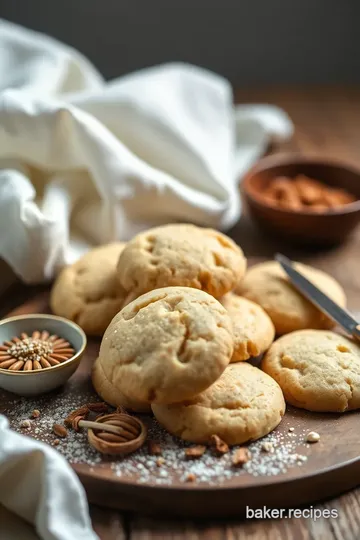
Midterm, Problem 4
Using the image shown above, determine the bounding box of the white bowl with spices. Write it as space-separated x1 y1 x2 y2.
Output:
0 314 86 396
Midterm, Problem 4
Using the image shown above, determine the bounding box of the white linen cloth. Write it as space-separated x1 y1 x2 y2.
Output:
0 415 98 540
0 19 293 540
0 19 293 284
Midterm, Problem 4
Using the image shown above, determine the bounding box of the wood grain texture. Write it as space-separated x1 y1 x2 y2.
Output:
3 292 360 519
115 87 360 539
91 507 127 540
128 489 360 540
128 494 360 540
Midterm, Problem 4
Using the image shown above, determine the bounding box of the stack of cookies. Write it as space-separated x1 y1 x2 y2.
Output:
236 261 360 413
50 223 360 447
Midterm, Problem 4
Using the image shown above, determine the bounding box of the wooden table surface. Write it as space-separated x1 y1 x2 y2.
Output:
2 88 360 539
92 87 360 539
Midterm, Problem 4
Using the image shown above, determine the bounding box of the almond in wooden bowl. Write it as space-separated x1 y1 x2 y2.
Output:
0 314 86 396
242 154 360 245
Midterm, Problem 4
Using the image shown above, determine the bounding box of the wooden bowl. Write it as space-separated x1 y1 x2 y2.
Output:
242 155 360 245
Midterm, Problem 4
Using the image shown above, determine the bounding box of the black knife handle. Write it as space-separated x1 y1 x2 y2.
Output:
352 325 360 342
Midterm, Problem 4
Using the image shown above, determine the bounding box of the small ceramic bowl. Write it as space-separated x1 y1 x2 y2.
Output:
0 314 86 396
242 154 360 245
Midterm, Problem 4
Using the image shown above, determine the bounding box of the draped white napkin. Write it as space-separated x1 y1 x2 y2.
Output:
0 18 294 540
0 19 293 284
0 415 98 540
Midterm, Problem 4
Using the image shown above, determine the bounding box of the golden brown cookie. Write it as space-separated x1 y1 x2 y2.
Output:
236 261 346 335
92 356 151 413
152 362 285 445
50 243 126 336
94 286 233 405
220 293 275 362
117 224 246 299
262 329 360 412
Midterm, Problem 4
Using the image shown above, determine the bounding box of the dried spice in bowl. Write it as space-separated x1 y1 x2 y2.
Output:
0 314 86 396
260 175 356 212
0 331 75 371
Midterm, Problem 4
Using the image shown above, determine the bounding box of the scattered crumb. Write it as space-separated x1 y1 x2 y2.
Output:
32 409 40 418
185 445 206 459
148 440 162 455
1 383 310 486
185 473 196 483
232 447 251 467
289 427 295 432
53 423 68 438
210 434 229 455
306 431 320 443
261 442 274 453
21 419 31 429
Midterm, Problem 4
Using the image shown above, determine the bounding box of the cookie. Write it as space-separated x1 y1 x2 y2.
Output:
262 330 360 412
92 356 151 413
94 286 233 405
117 224 246 299
236 261 346 335
152 362 285 445
50 243 126 336
220 293 275 362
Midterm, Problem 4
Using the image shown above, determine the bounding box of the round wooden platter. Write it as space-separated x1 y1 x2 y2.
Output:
0 291 360 518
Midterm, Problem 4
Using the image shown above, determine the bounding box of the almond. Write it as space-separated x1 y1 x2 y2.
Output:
53 423 68 438
294 175 324 204
185 445 206 459
87 402 109 413
210 434 229 455
148 440 162 455
185 473 196 483
232 447 251 467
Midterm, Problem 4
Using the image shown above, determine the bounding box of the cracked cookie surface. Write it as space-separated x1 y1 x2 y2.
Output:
152 362 285 445
262 329 360 412
94 286 233 405
237 261 346 335
220 293 275 362
116 224 246 299
50 243 126 336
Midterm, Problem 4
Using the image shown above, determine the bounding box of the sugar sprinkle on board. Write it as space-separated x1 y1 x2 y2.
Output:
0 380 309 486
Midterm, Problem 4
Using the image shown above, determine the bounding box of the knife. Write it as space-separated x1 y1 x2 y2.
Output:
275 253 360 342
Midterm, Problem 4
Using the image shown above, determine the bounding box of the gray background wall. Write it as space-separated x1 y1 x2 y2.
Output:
1 0 360 84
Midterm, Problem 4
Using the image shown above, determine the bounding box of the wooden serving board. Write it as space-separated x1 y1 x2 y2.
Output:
1 291 360 518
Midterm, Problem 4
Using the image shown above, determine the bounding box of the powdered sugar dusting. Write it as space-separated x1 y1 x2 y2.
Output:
108 418 308 484
0 380 309 485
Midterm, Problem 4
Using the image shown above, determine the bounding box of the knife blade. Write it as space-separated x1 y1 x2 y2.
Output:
275 253 360 341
